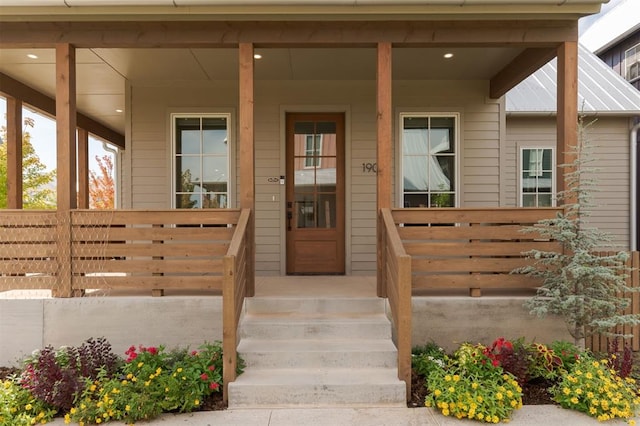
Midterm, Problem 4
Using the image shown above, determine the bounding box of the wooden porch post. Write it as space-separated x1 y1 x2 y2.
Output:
377 42 392 298
6 96 23 209
556 41 578 203
54 43 77 298
239 42 255 296
77 128 89 209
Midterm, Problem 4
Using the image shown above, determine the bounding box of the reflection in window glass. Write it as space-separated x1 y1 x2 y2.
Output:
401 115 456 208
174 115 229 209
520 147 554 207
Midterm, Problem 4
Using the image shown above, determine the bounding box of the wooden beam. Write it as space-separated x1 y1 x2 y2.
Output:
6 96 23 209
77 128 90 209
489 47 558 99
377 41 392 298
239 42 255 296
557 41 578 203
0 20 578 48
0 72 125 149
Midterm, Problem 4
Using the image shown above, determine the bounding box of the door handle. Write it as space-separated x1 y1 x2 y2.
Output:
287 211 293 231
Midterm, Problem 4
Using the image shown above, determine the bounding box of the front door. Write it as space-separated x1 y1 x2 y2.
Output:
286 113 345 274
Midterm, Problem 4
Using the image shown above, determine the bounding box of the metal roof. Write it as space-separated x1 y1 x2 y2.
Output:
506 43 640 115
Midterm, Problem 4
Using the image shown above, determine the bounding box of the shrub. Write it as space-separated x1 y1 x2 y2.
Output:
425 342 523 423
608 338 634 379
551 356 640 422
20 337 120 411
0 377 57 426
68 342 227 424
550 340 582 371
412 342 447 378
527 342 563 381
482 338 530 386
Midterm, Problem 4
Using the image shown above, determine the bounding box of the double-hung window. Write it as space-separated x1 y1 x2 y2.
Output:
625 43 639 84
520 147 554 207
173 114 230 209
400 114 457 208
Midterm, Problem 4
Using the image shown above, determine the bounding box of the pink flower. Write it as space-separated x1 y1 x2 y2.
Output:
200 373 208 381
208 365 215 371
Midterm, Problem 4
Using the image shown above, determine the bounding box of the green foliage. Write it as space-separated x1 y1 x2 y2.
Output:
550 340 583 370
412 342 447 378
425 342 523 423
68 342 231 424
0 118 56 209
514 118 639 346
551 356 640 422
0 377 57 426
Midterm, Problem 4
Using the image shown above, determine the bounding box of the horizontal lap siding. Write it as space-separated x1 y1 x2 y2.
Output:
506 116 630 248
130 78 500 275
394 81 501 208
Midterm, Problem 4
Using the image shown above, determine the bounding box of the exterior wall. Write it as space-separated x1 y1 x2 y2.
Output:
127 78 500 275
597 30 640 91
505 115 631 249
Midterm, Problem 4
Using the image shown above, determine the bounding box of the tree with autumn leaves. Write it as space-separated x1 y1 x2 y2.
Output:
89 154 115 209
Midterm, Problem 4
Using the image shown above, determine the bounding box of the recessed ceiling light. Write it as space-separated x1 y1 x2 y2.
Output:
27 54 38 59
115 109 123 113
443 53 454 59
253 54 262 59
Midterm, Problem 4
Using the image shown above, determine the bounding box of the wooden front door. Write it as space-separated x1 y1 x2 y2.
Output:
286 113 345 274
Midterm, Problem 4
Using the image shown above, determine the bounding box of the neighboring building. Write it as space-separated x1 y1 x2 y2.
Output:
507 43 640 251
580 0 640 90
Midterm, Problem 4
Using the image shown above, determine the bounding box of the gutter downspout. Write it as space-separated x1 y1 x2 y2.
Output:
632 122 639 251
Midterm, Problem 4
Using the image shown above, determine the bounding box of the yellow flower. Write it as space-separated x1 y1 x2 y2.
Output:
586 372 593 379
70 408 77 414
96 419 102 424
194 399 200 406
496 392 503 400
90 384 97 392
477 413 484 420
471 382 479 390
127 373 133 379
442 408 450 416
570 397 579 404
64 414 71 424
177 368 183 373
444 375 452 382
25 404 33 410
492 415 499 423
137 362 144 368
125 405 131 411
452 375 460 382
563 387 571 395
434 389 442 396
156 367 162 374
628 420 636 426
144 381 150 387
448 386 455 393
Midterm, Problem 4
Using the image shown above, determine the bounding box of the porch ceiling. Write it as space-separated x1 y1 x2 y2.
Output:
0 45 522 137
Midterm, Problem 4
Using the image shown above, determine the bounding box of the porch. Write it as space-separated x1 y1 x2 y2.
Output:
2 206 638 403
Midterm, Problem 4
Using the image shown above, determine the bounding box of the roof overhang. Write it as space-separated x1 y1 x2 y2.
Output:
0 0 608 22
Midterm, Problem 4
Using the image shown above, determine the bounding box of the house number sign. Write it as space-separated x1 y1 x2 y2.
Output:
362 162 378 173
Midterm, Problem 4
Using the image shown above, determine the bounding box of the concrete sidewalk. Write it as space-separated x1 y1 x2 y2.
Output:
47 406 635 425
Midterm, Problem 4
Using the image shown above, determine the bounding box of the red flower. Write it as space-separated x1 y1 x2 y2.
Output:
200 373 208 381
147 347 158 355
208 365 215 371
209 382 219 390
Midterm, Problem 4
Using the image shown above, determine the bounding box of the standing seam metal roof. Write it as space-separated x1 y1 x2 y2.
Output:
506 43 640 115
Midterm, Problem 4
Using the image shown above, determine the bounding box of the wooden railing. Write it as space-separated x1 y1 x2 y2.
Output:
379 208 412 401
587 250 640 352
0 209 245 295
390 207 563 296
222 208 251 403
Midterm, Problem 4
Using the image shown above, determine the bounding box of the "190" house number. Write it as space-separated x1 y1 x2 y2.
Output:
362 163 378 173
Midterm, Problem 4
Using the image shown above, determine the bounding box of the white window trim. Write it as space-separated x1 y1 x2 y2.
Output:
625 43 640 84
170 112 233 209
398 112 460 208
518 146 556 207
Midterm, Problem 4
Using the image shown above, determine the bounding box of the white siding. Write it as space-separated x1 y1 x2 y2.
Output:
505 116 631 249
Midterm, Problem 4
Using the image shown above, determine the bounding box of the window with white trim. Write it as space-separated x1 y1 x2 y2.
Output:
172 114 230 209
520 147 554 207
304 134 322 168
401 114 457 208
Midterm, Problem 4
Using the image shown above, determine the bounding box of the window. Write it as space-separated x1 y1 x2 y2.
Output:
304 134 322 168
172 114 230 209
520 147 554 207
625 44 639 83
401 114 457 208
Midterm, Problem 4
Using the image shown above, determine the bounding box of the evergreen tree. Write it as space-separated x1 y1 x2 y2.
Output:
515 118 638 348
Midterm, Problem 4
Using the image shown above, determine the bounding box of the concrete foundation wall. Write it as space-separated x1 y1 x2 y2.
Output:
1 296 570 367
0 297 223 367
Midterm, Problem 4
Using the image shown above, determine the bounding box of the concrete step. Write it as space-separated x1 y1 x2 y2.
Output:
237 338 398 369
228 368 407 408
245 297 386 315
239 313 392 340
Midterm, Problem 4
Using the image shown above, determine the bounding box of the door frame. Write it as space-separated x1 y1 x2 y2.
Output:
279 106 351 275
